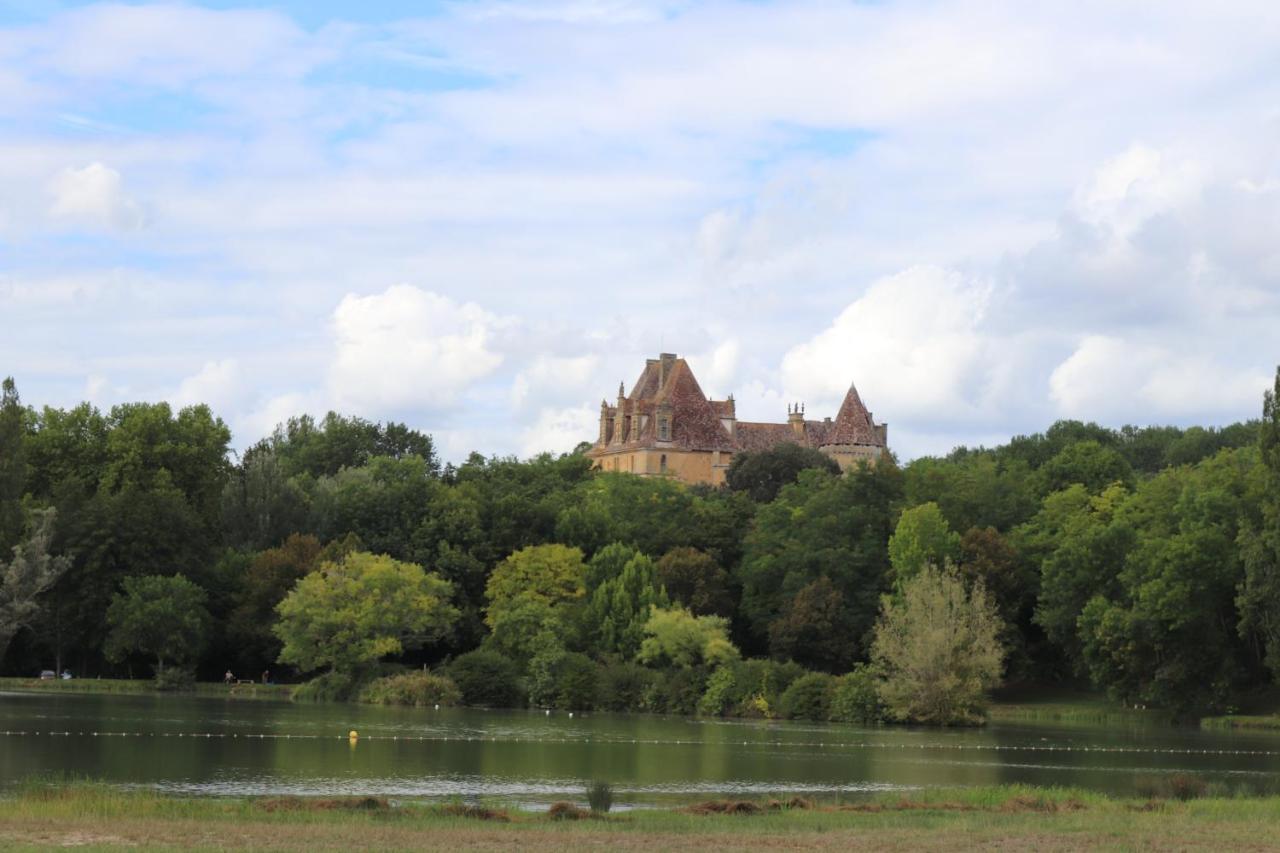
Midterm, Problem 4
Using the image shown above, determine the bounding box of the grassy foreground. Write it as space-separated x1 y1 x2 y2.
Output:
3 784 1280 851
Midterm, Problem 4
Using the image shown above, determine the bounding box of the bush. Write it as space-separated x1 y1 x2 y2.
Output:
153 667 195 692
829 665 885 724
778 672 835 721
292 671 362 703
556 653 599 711
448 650 524 707
596 662 655 711
586 780 613 814
698 666 736 716
359 671 462 707
646 667 708 715
760 660 807 705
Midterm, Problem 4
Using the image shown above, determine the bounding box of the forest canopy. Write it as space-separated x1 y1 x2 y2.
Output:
1 369 1277 720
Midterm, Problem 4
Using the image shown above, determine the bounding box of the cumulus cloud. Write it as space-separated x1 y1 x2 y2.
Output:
171 359 242 412
1049 335 1270 423
518 404 599 457
7 2 1280 460
48 163 144 231
510 354 599 411
781 266 996 421
328 285 510 415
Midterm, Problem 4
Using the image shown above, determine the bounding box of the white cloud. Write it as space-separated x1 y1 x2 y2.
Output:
171 359 242 413
328 284 510 415
48 162 144 231
518 404 598 457
510 354 599 410
1050 335 1270 423
781 266 995 421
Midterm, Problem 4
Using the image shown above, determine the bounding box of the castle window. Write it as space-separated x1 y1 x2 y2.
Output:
658 418 671 441
660 454 667 473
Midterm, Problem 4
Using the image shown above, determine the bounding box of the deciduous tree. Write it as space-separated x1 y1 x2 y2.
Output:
871 563 1004 725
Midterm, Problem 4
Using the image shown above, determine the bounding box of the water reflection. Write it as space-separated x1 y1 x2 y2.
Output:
1 691 1278 805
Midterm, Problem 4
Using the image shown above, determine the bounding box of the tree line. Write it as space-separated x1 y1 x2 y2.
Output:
1 369 1278 722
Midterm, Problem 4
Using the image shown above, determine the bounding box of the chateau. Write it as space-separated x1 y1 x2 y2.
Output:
587 353 888 487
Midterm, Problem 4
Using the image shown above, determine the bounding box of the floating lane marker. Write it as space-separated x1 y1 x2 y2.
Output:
3 729 1279 757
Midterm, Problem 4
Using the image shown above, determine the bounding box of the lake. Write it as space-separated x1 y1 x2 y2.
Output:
3 690 1279 806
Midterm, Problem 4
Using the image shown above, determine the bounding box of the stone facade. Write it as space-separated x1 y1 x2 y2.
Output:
586 353 888 487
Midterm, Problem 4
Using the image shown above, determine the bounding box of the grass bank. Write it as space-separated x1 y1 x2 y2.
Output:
2 783 1278 851
987 686 1174 726
0 677 294 701
1201 714 1280 731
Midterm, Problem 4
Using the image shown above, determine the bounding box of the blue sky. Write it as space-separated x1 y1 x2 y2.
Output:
2 1 1279 461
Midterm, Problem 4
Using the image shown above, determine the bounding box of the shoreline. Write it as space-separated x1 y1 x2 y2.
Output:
3 783 1280 850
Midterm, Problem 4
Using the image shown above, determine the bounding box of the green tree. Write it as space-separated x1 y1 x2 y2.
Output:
767 576 855 672
902 453 1039 533
0 509 71 665
637 606 739 669
274 552 458 677
260 412 439 479
738 463 901 655
104 574 211 675
585 542 642 592
0 377 26 555
888 502 961 588
582 552 668 658
725 442 840 503
778 672 836 721
1074 449 1261 711
225 534 357 672
484 544 586 665
656 547 734 617
871 563 1005 725
1038 440 1134 495
447 649 523 707
1239 366 1280 680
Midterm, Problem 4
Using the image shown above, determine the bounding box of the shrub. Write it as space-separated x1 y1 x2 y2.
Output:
829 665 885 724
359 671 462 707
596 662 655 711
698 666 736 716
547 801 588 820
586 780 613 814
646 667 708 715
292 671 361 702
448 650 524 707
778 672 835 721
153 666 195 692
760 660 807 705
555 653 599 711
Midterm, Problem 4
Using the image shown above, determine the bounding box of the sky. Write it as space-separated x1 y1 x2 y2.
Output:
2 1 1279 462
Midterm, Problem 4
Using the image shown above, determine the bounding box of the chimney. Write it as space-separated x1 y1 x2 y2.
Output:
788 402 806 438
659 352 676 385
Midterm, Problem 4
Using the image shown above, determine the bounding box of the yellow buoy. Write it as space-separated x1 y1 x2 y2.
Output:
348 730 358 740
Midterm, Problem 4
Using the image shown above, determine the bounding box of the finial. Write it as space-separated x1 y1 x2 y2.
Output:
618 381 624 397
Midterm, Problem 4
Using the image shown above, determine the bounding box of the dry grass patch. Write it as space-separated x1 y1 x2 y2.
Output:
439 803 511 822
254 796 390 813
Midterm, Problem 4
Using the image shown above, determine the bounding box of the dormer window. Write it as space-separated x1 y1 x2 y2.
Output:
658 417 671 441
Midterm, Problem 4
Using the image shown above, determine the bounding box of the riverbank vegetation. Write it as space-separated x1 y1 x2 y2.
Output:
2 369 1279 724
3 782 1279 851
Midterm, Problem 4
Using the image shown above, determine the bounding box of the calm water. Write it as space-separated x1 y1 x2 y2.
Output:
3 690 1280 805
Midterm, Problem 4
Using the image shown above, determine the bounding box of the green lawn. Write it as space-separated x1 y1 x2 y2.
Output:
2 783 1278 851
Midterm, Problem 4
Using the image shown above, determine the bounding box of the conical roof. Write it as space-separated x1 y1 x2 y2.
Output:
823 383 882 446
